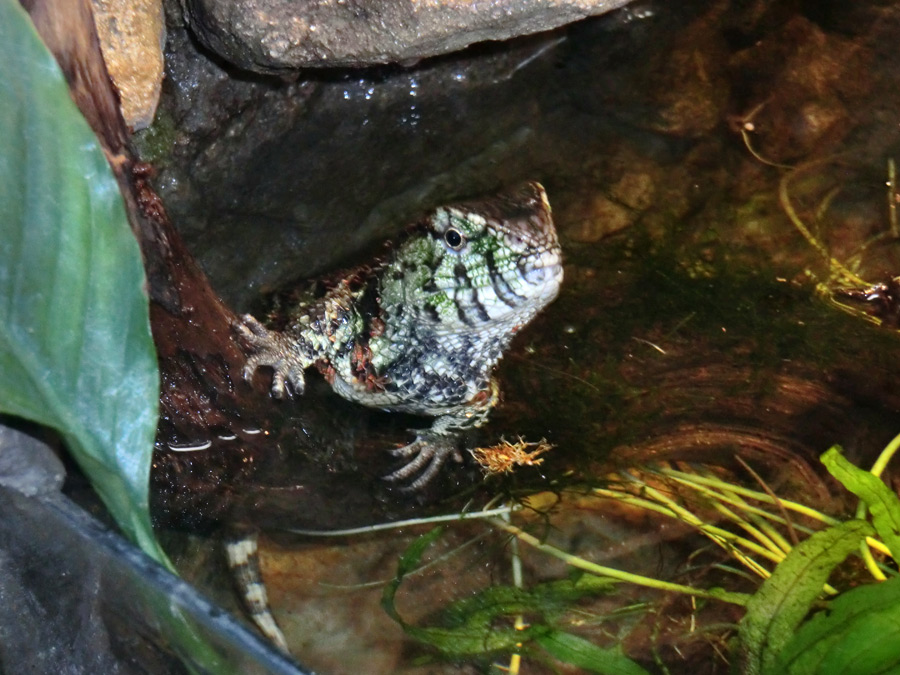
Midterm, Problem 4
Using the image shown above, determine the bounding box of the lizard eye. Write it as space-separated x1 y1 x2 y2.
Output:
444 228 465 250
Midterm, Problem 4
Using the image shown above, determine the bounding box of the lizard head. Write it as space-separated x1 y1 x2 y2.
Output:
383 182 563 336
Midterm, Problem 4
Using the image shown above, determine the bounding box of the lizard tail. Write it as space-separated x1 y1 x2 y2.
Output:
224 531 290 653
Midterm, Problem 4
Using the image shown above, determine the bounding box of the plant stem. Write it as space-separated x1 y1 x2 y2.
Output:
487 517 750 607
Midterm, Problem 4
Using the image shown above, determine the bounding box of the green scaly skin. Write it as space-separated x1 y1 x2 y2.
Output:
238 182 563 488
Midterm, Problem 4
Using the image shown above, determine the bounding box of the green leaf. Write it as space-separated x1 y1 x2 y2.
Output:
381 527 525 654
442 574 617 629
537 630 650 675
382 529 642 670
773 575 900 674
739 519 873 675
421 575 617 656
381 527 526 654
0 0 164 563
382 526 445 624
821 446 900 559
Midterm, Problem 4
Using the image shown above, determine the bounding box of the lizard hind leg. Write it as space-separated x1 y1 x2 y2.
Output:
224 531 290 653
385 381 499 490
384 429 464 491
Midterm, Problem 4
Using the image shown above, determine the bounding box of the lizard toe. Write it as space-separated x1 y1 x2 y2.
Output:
384 433 460 490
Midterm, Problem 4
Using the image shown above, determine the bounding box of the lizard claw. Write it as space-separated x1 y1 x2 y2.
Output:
384 432 462 491
235 314 306 398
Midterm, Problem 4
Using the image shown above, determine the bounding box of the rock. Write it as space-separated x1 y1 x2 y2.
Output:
179 0 633 73
564 193 635 243
90 0 166 129
610 171 655 211
728 15 870 162
136 4 577 308
0 424 65 497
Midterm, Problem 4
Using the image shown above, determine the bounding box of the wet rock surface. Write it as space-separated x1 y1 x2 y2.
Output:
142 0 596 308
179 0 633 72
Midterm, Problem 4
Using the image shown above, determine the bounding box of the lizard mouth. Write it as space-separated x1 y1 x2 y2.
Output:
519 248 564 288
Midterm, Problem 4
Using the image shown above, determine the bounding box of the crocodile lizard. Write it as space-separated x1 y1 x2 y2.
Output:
232 182 562 650
238 181 563 488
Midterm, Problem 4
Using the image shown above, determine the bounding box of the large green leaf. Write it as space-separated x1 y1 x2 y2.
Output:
738 519 873 675
0 0 163 563
773 575 900 674
821 446 900 559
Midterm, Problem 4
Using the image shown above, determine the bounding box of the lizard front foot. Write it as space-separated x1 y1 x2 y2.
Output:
235 314 308 398
384 431 463 491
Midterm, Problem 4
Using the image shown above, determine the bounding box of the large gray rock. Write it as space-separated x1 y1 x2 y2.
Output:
180 0 633 72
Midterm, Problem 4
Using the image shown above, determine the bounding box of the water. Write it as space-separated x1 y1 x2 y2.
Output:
142 1 900 672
